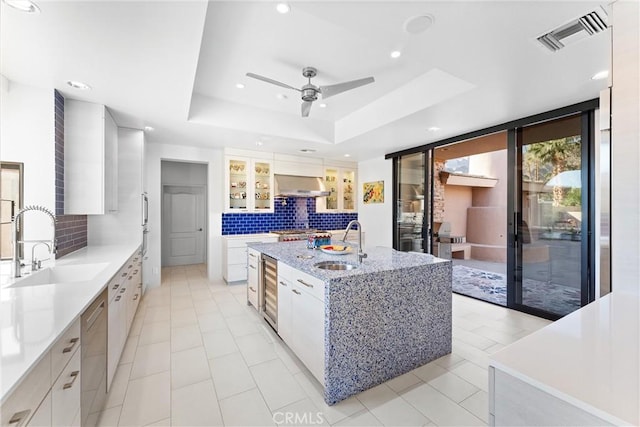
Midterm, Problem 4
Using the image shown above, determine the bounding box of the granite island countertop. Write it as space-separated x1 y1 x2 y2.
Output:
247 240 449 281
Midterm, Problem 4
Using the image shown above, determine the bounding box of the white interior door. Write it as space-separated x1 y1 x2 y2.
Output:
162 186 206 266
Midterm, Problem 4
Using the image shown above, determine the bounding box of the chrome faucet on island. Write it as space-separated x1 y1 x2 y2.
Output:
12 205 57 278
342 219 367 264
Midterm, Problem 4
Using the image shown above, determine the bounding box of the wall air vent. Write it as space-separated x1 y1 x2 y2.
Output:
537 6 608 52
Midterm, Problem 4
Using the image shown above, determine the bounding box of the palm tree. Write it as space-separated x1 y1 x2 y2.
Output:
527 137 580 207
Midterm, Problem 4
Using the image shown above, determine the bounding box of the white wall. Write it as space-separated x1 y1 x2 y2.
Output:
0 78 55 246
357 157 393 248
611 0 640 295
161 161 207 186
88 128 144 246
145 143 223 287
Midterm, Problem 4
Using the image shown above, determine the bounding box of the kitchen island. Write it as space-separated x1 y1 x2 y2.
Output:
247 241 452 404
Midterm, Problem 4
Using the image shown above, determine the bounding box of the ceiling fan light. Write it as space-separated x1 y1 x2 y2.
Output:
276 3 290 14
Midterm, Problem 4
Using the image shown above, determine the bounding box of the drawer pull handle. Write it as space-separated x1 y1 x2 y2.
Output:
63 371 80 390
120 287 127 293
292 289 301 295
133 270 139 274
112 283 120 290
62 337 79 354
9 409 31 426
128 264 133 269
133 294 139 301
121 272 128 277
297 279 313 288
128 276 133 280
249 265 256 270
279 281 287 287
115 296 121 301
249 253 256 258
249 286 256 292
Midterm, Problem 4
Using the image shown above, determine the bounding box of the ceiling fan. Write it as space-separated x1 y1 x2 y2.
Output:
246 67 375 117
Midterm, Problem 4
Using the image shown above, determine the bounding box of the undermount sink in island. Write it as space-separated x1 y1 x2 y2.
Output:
247 240 452 405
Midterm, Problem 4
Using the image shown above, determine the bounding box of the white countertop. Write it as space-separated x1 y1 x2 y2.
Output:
0 243 140 403
490 292 639 425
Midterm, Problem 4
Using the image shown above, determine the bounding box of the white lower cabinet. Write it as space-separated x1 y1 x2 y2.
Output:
1 319 81 427
223 234 277 283
107 248 142 391
277 262 325 385
52 350 81 427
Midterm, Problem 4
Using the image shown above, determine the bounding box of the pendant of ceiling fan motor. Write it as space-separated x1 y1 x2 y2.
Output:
301 67 319 102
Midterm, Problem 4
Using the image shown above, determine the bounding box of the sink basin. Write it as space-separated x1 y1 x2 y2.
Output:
9 262 110 288
314 261 358 271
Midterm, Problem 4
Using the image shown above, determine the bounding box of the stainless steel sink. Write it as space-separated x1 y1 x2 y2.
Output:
314 261 358 271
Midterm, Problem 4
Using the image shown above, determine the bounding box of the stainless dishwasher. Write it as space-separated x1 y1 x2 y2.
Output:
261 255 277 330
81 289 108 426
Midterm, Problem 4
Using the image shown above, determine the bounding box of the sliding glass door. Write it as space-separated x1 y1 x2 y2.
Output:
510 112 593 317
391 103 597 320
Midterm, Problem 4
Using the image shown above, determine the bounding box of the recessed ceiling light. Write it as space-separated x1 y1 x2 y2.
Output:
390 50 402 59
255 141 263 146
66 80 91 90
591 70 609 80
344 154 351 158
276 93 288 100
235 83 245 89
299 148 316 153
276 3 290 14
404 14 435 35
428 126 440 132
319 103 327 108
2 0 40 13
144 126 154 132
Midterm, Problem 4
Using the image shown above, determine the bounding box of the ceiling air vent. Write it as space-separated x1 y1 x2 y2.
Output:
537 6 608 52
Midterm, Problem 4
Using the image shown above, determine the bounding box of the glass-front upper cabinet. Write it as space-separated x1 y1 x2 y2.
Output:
253 160 272 211
317 165 357 212
341 170 356 211
225 156 273 212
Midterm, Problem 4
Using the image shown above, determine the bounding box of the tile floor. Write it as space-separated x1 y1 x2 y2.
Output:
96 264 551 427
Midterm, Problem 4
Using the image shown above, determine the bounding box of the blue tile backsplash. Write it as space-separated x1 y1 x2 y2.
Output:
222 197 357 235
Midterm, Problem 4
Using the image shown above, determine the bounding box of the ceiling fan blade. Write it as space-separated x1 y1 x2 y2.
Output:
301 101 312 117
320 76 375 99
246 73 301 92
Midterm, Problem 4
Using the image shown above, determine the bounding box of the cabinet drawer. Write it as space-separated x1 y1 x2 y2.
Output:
278 262 326 302
227 264 247 282
1 352 51 426
26 390 51 427
52 349 81 427
227 247 248 264
51 318 81 381
247 248 260 268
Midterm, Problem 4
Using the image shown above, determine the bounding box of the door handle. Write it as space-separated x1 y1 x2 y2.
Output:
198 228 203 231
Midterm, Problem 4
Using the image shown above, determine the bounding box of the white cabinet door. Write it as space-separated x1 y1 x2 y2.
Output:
27 391 52 427
225 156 274 213
107 290 126 391
64 100 118 215
291 285 325 385
247 248 260 309
277 277 293 345
51 350 81 427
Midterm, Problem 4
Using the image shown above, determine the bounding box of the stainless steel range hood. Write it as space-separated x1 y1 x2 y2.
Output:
274 174 330 197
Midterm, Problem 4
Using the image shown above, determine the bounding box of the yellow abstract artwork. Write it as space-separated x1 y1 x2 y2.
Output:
363 181 384 204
